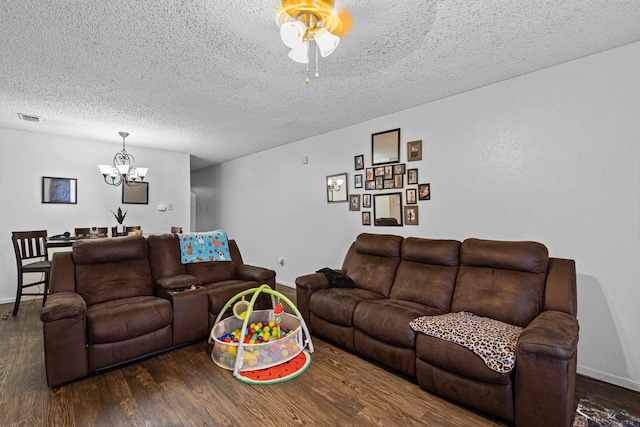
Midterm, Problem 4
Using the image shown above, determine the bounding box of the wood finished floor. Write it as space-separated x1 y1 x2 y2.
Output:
1 286 639 426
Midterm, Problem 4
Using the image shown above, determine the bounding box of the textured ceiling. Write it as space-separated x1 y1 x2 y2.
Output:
1 1 639 170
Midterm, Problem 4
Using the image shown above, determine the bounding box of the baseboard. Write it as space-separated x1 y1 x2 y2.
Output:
578 365 640 392
276 280 295 288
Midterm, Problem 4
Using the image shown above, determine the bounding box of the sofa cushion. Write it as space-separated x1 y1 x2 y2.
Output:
73 235 147 265
354 299 444 347
86 296 172 344
411 312 523 374
343 233 403 297
76 258 154 306
452 239 549 327
73 236 153 306
415 334 512 385
309 288 384 327
186 261 236 285
389 238 460 312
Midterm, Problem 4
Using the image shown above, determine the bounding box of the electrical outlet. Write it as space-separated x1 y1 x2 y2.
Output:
168 203 173 210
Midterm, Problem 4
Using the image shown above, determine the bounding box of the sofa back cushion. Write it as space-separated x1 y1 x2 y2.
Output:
452 238 549 327
184 240 242 284
342 233 403 297
147 234 186 280
73 236 153 306
390 238 461 313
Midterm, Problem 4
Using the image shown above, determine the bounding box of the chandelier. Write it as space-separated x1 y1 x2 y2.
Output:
98 132 148 187
277 0 352 83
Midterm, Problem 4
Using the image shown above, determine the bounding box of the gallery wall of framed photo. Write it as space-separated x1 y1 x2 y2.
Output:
343 127 430 227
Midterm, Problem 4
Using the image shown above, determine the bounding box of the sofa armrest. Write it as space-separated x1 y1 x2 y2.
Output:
40 292 88 387
515 310 579 427
236 264 276 288
41 291 86 322
154 274 200 298
295 273 331 323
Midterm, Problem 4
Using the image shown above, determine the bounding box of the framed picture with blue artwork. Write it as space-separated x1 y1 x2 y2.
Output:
42 176 77 204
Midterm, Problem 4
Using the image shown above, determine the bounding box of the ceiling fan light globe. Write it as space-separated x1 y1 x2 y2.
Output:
280 21 306 48
315 27 339 57
288 42 309 63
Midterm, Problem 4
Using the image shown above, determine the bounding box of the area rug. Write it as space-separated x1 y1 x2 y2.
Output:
574 399 640 426
235 351 311 385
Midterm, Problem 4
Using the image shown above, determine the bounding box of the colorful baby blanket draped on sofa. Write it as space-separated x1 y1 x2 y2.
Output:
179 230 231 264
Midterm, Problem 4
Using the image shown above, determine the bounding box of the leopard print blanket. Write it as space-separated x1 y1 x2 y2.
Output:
409 311 523 374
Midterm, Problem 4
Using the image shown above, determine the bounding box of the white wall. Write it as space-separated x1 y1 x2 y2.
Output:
0 128 191 303
192 41 640 392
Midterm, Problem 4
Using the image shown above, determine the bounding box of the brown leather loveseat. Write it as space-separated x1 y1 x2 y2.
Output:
295 233 578 426
41 234 274 387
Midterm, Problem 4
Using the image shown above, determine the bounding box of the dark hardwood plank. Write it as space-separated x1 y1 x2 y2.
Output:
1 285 638 426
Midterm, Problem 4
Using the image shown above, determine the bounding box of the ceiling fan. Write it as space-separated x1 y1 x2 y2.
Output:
276 0 353 82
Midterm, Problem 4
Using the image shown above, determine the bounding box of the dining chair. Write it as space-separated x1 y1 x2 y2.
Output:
125 226 141 235
11 230 51 316
170 226 182 234
95 227 108 237
74 227 91 237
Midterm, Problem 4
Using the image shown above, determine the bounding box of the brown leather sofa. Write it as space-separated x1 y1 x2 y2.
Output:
41 234 274 387
295 233 578 427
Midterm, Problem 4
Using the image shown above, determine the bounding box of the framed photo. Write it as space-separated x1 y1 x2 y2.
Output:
375 166 385 177
384 179 394 189
365 168 374 181
375 176 384 190
365 180 376 190
349 194 361 211
372 128 401 165
362 211 371 226
394 174 403 188
393 164 405 175
123 182 149 204
42 176 77 204
354 174 363 188
407 168 418 185
404 205 419 225
418 183 431 200
406 188 417 204
384 165 393 179
354 154 364 170
363 193 371 208
408 140 422 162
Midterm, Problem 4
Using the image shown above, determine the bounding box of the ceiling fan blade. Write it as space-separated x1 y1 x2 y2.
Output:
332 8 353 38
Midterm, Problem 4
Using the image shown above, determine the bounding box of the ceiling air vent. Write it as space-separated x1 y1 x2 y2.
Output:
18 113 43 123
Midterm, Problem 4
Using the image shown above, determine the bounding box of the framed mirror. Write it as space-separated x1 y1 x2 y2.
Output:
327 173 348 203
372 128 400 165
42 176 77 204
373 192 403 226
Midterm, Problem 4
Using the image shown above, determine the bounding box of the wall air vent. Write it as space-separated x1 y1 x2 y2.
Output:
18 113 43 123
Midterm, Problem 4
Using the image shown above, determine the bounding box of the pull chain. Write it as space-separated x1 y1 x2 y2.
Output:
315 44 319 79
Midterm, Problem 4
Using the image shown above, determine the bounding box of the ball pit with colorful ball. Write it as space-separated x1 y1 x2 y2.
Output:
211 311 304 371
